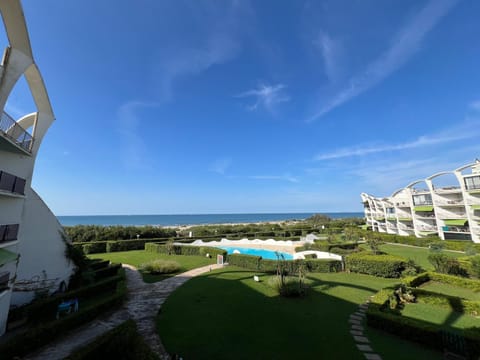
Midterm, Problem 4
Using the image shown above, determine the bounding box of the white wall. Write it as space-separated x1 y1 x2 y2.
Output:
11 188 74 306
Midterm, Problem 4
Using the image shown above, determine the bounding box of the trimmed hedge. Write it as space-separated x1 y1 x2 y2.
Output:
367 285 480 358
411 288 480 316
144 243 227 258
76 238 174 254
295 241 359 253
227 254 342 273
404 272 480 292
345 253 407 278
1 277 126 359
360 230 480 253
9 269 124 324
66 320 158 360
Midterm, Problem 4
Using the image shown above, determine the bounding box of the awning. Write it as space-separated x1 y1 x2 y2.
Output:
0 248 18 266
414 206 434 212
443 219 468 226
471 205 480 210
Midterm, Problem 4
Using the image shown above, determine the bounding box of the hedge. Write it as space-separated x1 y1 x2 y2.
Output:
345 253 407 278
1 278 126 359
66 320 158 360
360 230 480 253
295 241 359 253
76 238 176 254
367 286 480 358
144 243 227 258
404 272 480 292
227 254 342 273
9 269 124 324
411 288 480 316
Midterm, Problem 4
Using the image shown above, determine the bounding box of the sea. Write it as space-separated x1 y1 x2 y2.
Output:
58 212 363 227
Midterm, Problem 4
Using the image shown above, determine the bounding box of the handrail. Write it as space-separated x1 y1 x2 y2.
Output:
0 111 33 152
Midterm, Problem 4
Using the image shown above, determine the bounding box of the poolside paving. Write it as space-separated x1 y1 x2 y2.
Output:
24 263 224 360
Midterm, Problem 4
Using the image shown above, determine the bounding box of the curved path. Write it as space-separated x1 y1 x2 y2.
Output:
25 263 224 360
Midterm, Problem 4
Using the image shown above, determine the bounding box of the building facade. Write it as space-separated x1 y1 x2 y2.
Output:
361 160 480 243
0 1 74 335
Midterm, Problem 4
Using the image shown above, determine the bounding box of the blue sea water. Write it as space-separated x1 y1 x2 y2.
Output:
219 246 293 260
57 212 363 227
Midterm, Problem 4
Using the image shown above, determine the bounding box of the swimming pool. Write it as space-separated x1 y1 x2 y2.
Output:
220 247 293 260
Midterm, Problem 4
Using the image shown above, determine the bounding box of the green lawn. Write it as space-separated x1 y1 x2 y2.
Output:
379 244 464 271
401 303 479 330
88 250 216 283
419 281 480 301
157 267 442 359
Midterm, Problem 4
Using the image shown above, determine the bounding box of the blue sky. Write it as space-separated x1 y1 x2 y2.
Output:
4 0 480 215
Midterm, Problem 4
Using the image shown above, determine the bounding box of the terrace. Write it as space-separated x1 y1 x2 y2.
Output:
0 111 34 155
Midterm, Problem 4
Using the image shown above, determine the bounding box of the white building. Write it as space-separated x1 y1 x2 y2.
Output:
0 1 74 335
361 160 480 243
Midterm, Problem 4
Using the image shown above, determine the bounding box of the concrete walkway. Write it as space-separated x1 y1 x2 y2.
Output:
25 263 224 360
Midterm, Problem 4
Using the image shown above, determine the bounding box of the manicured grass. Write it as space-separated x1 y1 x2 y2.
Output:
379 244 463 271
88 250 215 283
401 303 479 330
419 281 480 301
157 267 442 359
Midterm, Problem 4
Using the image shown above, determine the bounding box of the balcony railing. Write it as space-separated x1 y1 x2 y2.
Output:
0 271 9 292
0 224 19 244
0 111 33 152
0 171 26 195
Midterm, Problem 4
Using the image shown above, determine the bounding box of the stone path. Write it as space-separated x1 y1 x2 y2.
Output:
348 298 383 360
25 263 224 360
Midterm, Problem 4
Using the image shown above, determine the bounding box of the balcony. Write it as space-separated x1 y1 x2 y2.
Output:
0 224 19 246
0 171 25 197
0 271 9 292
434 186 462 194
435 200 464 207
0 111 33 154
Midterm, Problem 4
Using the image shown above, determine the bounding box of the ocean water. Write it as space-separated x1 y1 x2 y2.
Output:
57 212 363 227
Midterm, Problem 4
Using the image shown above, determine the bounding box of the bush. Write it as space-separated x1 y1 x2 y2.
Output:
427 253 468 277
66 320 158 360
411 288 480 316
82 242 107 254
144 243 227 259
1 278 126 359
267 276 306 298
471 255 480 278
228 254 262 270
404 272 480 292
139 260 181 274
345 253 407 278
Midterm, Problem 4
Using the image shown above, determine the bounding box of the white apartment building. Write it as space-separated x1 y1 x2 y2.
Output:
361 160 480 243
0 1 74 335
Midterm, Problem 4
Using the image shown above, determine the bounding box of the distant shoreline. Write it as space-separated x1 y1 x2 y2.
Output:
58 212 364 227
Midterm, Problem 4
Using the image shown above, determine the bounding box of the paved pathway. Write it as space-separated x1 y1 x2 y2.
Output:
348 298 383 360
25 263 224 360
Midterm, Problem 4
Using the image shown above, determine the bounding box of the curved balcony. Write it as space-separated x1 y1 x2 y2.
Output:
0 111 33 154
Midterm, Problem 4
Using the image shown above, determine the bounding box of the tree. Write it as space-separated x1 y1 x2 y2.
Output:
306 214 331 230
365 232 382 255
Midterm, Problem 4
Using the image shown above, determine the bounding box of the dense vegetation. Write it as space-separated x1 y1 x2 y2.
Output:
65 225 176 242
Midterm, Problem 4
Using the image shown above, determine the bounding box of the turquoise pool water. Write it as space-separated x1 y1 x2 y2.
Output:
220 247 293 260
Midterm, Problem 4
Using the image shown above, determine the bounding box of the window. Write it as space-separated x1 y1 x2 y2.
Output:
465 176 480 190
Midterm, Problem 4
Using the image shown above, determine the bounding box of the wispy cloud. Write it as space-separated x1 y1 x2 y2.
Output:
153 1 250 101
314 120 480 161
209 157 232 175
470 100 480 111
314 30 343 83
248 174 299 183
308 0 457 121
117 101 159 170
236 83 290 112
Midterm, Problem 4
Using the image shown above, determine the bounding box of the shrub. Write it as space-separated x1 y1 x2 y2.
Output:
471 255 480 278
1 278 126 359
404 272 480 292
345 253 406 278
144 243 227 259
267 276 306 298
427 253 468 277
66 320 158 360
228 254 262 270
82 242 107 254
139 260 181 274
